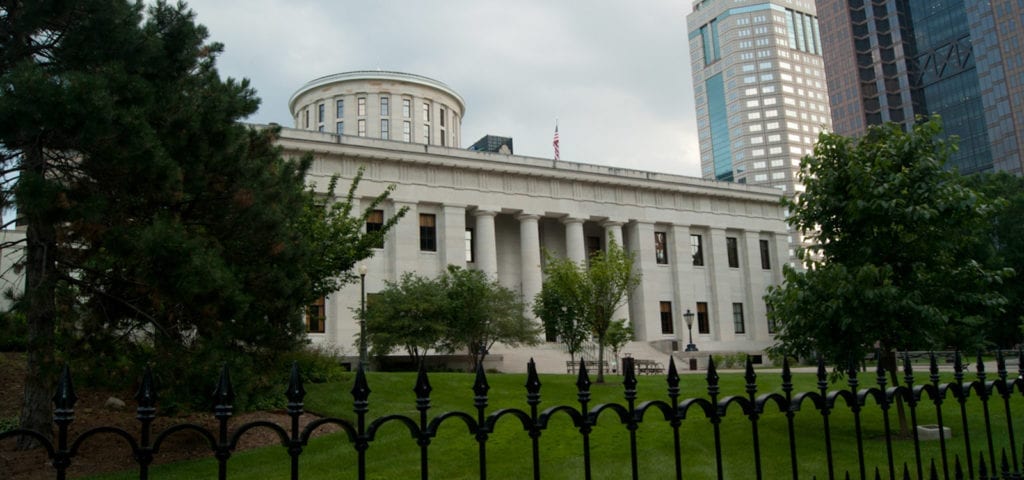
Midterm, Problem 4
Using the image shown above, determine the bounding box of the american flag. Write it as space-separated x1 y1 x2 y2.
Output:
553 123 560 161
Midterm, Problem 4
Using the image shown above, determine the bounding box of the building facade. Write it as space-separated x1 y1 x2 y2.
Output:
687 0 832 258
285 71 792 363
816 0 1024 175
289 71 464 148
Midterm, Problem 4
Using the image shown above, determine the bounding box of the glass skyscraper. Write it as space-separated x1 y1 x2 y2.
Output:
816 0 1024 174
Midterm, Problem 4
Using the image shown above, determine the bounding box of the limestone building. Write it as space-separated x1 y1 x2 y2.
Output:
286 71 792 363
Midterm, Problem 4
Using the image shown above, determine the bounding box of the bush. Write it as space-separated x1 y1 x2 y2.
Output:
0 311 27 351
281 344 350 384
0 416 18 434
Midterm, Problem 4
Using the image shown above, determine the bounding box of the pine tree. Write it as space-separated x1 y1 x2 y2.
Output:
0 0 399 446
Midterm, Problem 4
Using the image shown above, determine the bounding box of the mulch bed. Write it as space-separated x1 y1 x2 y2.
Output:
0 353 340 479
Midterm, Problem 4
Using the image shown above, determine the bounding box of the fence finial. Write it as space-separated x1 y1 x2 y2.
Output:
286 361 306 404
53 364 77 416
351 363 371 403
136 367 157 406
414 361 432 400
525 358 541 396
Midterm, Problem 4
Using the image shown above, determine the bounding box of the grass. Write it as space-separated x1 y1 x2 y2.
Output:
84 368 1024 479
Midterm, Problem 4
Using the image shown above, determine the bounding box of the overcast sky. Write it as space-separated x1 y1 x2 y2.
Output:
184 0 702 177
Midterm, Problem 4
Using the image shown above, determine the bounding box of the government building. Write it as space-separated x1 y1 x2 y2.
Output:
284 71 792 367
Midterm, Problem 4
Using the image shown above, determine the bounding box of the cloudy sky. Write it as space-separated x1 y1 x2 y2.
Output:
184 0 702 177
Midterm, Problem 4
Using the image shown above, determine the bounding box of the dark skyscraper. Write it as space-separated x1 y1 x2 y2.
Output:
817 0 1024 174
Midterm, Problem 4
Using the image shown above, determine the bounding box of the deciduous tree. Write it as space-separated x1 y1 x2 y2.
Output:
766 118 1009 374
539 235 639 383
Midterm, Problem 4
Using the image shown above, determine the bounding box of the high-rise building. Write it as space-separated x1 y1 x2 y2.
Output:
687 0 831 258
687 0 832 192
816 0 1024 175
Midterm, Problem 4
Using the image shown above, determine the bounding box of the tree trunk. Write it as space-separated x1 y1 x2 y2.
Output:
596 339 606 383
18 147 59 450
883 348 910 437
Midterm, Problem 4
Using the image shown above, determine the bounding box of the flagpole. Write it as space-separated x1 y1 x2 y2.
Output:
553 119 560 164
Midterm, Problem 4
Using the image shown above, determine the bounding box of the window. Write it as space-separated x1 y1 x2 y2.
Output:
419 214 436 251
766 303 777 334
403 121 411 142
465 228 474 263
691 234 704 266
317 103 324 123
380 96 389 116
759 239 771 269
655 231 668 264
422 102 430 122
380 119 389 139
439 107 446 127
660 301 674 334
402 98 411 117
305 296 326 333
336 99 344 119
697 302 709 334
366 209 384 248
357 119 366 137
726 237 739 268
423 128 430 144
733 303 745 334
303 109 309 128
357 97 366 116
335 121 344 135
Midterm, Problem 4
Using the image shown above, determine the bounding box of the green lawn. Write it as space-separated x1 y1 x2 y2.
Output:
83 368 1023 479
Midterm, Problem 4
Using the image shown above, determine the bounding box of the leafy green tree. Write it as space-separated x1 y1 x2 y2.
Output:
365 266 540 369
962 172 1024 348
363 272 448 366
439 265 541 368
539 235 639 383
533 282 588 363
605 319 633 372
0 0 401 444
766 118 1009 375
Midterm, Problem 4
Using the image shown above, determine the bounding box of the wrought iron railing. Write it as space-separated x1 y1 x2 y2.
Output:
3 351 1024 479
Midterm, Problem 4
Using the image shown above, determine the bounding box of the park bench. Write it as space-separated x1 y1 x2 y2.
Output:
566 359 610 374
634 358 665 375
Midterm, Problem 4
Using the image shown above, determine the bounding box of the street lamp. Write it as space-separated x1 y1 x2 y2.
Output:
358 264 368 369
683 309 698 352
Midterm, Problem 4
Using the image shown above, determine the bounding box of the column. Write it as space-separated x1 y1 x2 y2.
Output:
562 217 586 265
518 214 543 319
707 227 729 342
388 201 418 281
602 220 630 324
473 209 498 279
742 230 764 341
440 204 467 269
671 224 695 340
627 221 654 341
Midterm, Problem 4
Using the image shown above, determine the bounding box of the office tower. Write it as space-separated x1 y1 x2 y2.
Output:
687 0 831 260
687 0 831 192
817 0 1024 174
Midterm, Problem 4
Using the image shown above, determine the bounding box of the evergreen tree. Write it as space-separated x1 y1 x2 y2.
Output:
0 0 400 445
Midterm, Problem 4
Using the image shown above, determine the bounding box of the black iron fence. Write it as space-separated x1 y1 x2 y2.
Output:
4 351 1024 479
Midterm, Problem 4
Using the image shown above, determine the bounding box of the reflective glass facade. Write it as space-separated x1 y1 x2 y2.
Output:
818 0 1024 175
706 73 733 181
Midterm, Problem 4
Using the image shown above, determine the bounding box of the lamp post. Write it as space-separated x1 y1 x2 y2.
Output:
358 264 368 369
684 309 698 352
